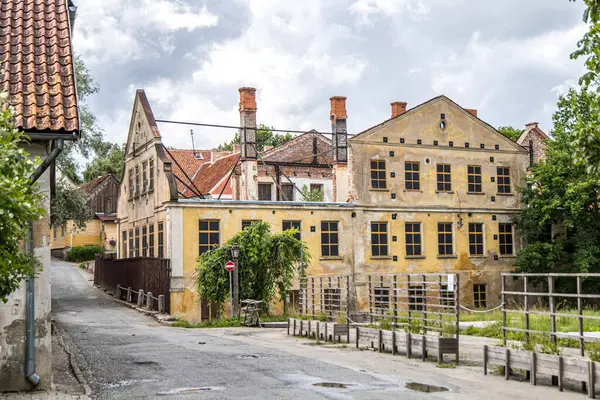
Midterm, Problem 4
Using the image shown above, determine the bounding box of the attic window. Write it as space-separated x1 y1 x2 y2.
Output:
480 143 485 149
400 138 405 144
465 142 470 148
495 144 500 150
417 139 422 145
193 151 204 160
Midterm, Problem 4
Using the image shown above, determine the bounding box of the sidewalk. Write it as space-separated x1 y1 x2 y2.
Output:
0 392 89 400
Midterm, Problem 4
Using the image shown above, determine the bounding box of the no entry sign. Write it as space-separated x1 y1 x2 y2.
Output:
225 261 235 272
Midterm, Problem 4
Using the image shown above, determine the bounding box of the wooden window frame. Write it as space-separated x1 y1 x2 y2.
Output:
320 221 339 257
409 285 424 311
405 222 422 256
371 221 389 257
499 223 514 255
142 161 148 194
158 222 164 258
142 225 148 257
405 161 420 191
468 165 482 193
436 164 451 192
134 227 140 257
370 160 387 189
473 284 487 308
129 229 134 258
310 183 324 193
241 220 261 230
199 219 220 256
374 287 390 314
258 183 273 201
122 230 127 259
440 285 455 307
281 183 294 201
135 165 140 196
149 158 155 192
149 224 155 258
437 222 453 256
282 220 301 240
497 166 511 194
128 168 134 200
468 223 484 256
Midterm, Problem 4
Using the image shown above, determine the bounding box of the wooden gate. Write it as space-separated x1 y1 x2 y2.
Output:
94 255 172 313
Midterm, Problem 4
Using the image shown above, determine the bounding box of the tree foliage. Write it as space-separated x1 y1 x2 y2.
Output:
497 126 522 141
515 88 600 291
568 0 600 172
300 184 324 202
82 142 125 182
0 99 46 303
52 181 90 231
218 124 293 152
196 221 309 314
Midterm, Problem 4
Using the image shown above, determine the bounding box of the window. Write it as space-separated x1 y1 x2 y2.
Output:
310 183 324 194
405 222 422 256
241 220 260 230
409 286 424 311
321 221 339 257
405 161 420 190
128 168 134 199
323 288 341 313
437 222 453 256
436 164 451 192
281 183 294 201
129 229 134 258
371 222 388 257
199 220 220 255
499 223 514 255
122 231 127 259
149 224 155 257
468 165 482 193
134 227 140 257
135 165 140 196
370 160 386 189
282 220 301 240
53 225 57 240
258 183 272 201
158 222 164 258
374 287 390 314
497 167 511 194
142 161 148 193
149 158 154 191
440 285 455 307
469 223 484 255
473 284 487 308
142 225 148 257
61 224 65 238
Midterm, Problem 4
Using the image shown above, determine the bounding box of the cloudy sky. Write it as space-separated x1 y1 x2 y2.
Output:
73 0 588 152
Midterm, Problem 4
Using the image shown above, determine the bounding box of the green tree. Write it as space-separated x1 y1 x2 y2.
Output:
218 125 293 152
51 181 90 231
497 126 522 141
82 143 125 182
196 221 309 314
0 100 46 303
300 184 324 202
568 0 600 172
515 88 600 292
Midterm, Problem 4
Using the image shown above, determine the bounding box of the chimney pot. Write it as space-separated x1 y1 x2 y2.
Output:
525 121 539 129
391 101 408 118
465 108 478 117
330 96 347 120
239 87 257 112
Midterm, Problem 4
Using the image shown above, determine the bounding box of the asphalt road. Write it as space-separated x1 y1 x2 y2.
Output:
51 259 575 400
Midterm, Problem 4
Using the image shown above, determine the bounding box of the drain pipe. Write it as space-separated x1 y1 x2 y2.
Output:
25 138 64 386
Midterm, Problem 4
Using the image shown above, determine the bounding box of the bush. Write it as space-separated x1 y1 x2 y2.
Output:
66 245 103 262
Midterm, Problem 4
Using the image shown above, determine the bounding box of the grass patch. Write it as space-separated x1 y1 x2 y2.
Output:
172 314 294 328
436 363 456 369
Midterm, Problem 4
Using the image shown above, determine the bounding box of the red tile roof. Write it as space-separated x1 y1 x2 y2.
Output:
192 153 239 196
0 0 79 133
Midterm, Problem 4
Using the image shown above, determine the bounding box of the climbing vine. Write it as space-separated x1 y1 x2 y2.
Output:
196 221 309 314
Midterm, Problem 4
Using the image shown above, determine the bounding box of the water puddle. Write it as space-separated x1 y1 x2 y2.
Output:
238 354 260 359
313 382 351 389
156 387 221 395
134 360 158 365
405 382 449 393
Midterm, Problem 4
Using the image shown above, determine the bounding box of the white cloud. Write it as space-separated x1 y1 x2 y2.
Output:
73 0 218 64
349 0 429 25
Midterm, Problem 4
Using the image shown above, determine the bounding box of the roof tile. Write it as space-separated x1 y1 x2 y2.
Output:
0 0 78 133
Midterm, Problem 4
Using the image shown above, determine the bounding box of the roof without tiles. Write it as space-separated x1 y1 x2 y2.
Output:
0 0 79 134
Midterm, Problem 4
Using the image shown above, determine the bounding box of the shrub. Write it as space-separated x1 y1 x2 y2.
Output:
66 245 103 262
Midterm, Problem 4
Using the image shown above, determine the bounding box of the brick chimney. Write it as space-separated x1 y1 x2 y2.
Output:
330 96 347 164
465 108 478 117
239 87 257 159
391 102 407 118
525 121 539 130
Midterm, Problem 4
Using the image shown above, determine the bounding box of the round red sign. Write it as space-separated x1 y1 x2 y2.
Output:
225 261 235 272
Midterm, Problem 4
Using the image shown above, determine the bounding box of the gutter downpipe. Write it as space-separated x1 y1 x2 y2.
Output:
25 138 64 386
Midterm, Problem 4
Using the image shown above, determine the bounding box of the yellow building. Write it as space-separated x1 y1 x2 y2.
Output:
117 87 538 321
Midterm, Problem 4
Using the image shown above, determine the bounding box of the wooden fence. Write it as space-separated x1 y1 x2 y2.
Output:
94 255 171 313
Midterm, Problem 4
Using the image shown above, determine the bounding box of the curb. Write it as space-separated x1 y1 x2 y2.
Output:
53 321 92 397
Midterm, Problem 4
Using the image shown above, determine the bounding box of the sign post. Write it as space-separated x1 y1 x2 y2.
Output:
225 261 236 317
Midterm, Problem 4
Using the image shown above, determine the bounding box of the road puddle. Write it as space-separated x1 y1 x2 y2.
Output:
405 382 449 393
156 387 221 395
313 382 350 389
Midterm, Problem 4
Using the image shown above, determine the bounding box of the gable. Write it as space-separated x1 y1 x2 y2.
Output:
263 132 333 164
351 96 526 153
125 90 161 156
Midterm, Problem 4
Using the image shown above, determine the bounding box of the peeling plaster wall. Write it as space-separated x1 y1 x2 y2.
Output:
0 142 52 391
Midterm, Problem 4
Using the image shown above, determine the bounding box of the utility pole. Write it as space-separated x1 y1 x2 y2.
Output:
231 243 241 317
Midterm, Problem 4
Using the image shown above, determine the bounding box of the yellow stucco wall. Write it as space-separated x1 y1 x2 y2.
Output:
68 219 103 247
169 202 518 321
